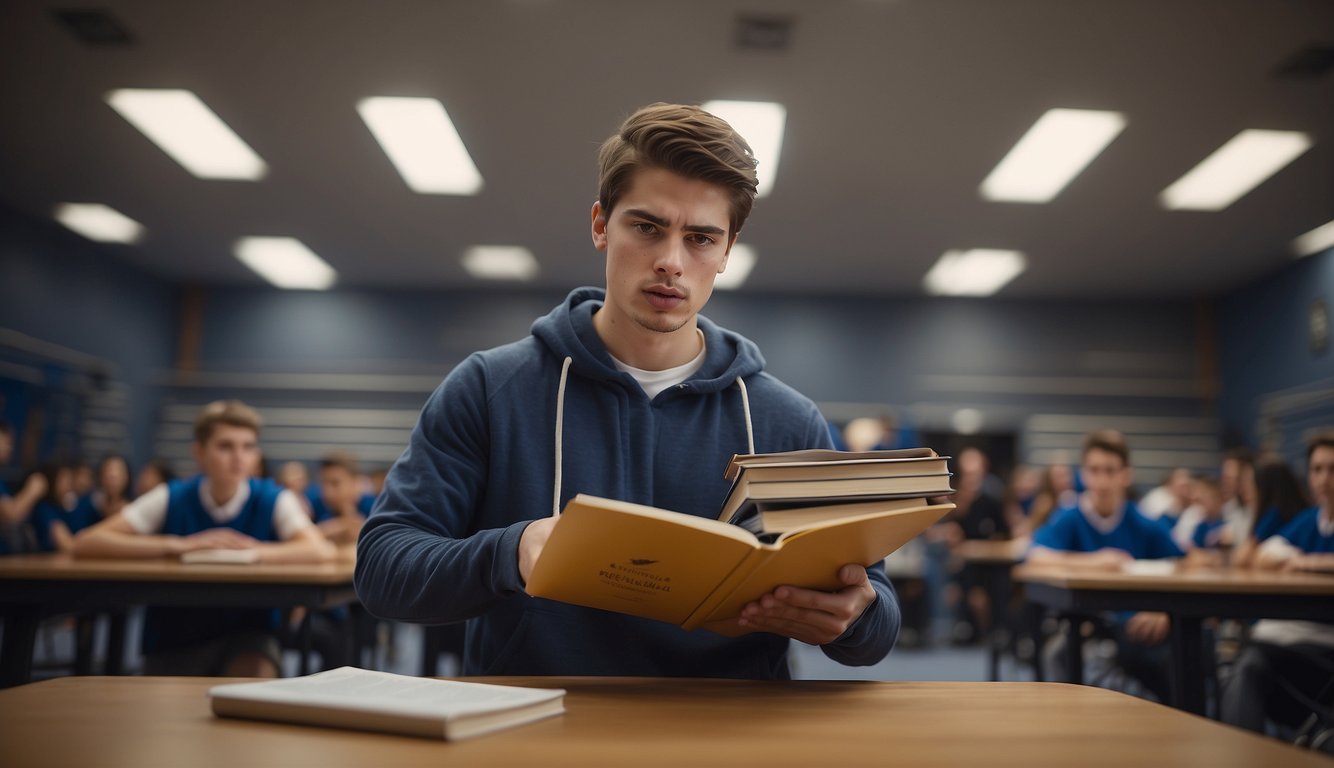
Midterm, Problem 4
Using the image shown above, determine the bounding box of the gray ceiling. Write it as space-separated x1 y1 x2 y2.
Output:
1 0 1332 299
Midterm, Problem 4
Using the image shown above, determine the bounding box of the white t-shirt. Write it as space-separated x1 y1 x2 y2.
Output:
122 479 312 541
609 329 708 399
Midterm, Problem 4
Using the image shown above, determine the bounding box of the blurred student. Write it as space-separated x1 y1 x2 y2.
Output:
1233 458 1311 569
134 459 175 498
90 454 133 520
1026 430 1183 702
1027 461 1077 532
1138 467 1194 531
70 460 95 500
1002 464 1041 538
1185 476 1231 552
0 421 46 554
1220 448 1257 543
74 400 333 676
308 452 366 545
31 462 98 553
1221 432 1334 735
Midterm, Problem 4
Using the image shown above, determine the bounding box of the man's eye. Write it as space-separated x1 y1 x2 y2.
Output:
633 222 656 235
688 234 715 247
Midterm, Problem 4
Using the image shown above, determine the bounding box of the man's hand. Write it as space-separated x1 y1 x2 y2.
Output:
1124 611 1170 645
735 564 876 646
1086 548 1135 570
168 527 259 556
518 516 559 586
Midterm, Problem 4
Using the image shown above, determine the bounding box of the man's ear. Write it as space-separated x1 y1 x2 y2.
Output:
591 201 608 252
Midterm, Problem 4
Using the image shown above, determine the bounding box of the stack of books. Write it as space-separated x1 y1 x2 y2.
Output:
719 447 954 538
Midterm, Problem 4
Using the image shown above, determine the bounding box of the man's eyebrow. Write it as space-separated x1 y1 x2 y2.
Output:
622 208 727 236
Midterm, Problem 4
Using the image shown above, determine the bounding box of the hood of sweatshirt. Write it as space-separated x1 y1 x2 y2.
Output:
530 286 766 394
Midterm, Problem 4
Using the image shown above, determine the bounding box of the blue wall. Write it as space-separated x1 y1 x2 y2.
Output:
0 206 177 469
1219 247 1334 458
193 283 1208 429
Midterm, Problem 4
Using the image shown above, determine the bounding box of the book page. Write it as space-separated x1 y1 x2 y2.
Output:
526 494 759 625
686 504 953 629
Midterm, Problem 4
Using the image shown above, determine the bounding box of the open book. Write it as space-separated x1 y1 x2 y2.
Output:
208 666 565 740
181 548 261 565
525 493 953 631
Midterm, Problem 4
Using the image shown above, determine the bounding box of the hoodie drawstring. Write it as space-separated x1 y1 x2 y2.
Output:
550 361 756 517
736 376 755 455
552 356 572 516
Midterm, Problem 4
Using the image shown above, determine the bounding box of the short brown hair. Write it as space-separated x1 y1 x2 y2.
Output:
597 103 759 238
319 451 360 476
1082 429 1130 466
1307 430 1334 463
193 400 262 444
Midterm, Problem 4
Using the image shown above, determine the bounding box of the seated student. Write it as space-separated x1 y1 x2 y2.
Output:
308 451 366 546
1186 476 1232 553
31 462 99 553
1221 432 1334 735
0 421 46 554
134 458 176 498
89 454 133 520
1027 429 1184 702
1139 467 1194 532
74 400 334 676
1233 458 1311 569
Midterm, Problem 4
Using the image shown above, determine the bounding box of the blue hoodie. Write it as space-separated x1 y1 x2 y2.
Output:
355 287 899 677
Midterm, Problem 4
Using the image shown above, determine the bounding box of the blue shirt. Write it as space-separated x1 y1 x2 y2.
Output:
1032 500 1184 559
1252 506 1289 544
1275 506 1334 554
31 497 98 552
1191 517 1228 549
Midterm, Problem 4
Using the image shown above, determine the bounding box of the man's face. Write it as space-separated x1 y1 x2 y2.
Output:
1220 458 1240 500
1309 445 1334 510
1169 469 1193 506
591 167 733 337
192 424 259 487
1081 448 1131 509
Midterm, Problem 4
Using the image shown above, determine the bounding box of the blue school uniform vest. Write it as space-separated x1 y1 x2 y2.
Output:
1275 506 1334 553
31 497 98 552
1032 500 1184 559
141 476 285 655
1191 517 1228 549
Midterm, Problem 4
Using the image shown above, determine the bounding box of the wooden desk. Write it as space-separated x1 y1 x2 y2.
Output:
0 554 358 688
955 539 1027 681
1014 563 1334 715
0 676 1325 767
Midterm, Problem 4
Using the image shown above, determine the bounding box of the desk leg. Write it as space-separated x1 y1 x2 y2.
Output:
1065 615 1084 685
1029 603 1045 682
0 606 40 689
105 612 127 675
298 609 313 676
986 566 1009 682
1170 616 1206 716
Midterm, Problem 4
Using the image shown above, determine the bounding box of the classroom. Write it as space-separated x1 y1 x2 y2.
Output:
1 1 1332 764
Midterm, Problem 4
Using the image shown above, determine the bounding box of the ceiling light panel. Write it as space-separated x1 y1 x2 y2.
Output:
106 89 268 180
53 203 145 243
702 100 786 197
924 249 1026 296
980 108 1126 203
358 97 484 195
461 245 538 281
714 243 756 290
1160 129 1313 211
234 237 337 290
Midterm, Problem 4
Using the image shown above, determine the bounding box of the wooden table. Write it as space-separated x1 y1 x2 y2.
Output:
955 538 1027 681
1014 563 1334 715
0 675 1325 767
0 553 358 688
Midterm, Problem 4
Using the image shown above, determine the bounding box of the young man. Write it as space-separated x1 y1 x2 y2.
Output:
355 103 897 678
308 451 366 545
1027 429 1184 701
1222 432 1334 734
75 400 333 676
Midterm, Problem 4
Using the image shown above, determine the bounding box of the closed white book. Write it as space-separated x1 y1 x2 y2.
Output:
181 548 261 564
208 667 566 741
